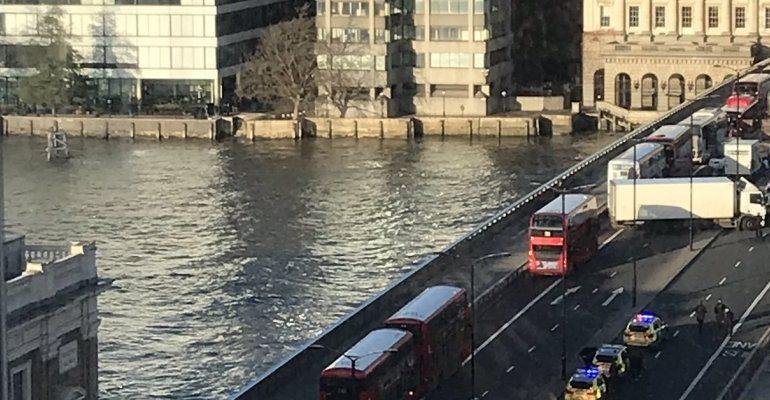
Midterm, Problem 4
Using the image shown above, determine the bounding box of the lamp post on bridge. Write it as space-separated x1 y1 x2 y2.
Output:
715 64 744 181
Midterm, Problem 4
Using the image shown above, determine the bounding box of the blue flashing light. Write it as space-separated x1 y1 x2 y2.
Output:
577 367 601 379
635 313 656 324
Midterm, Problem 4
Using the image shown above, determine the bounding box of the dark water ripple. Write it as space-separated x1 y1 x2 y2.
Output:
2 133 617 399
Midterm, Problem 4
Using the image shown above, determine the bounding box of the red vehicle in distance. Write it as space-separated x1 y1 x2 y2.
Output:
528 194 600 276
319 328 417 400
384 285 471 395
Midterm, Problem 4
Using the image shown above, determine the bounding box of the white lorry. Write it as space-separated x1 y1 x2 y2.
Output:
609 176 767 230
708 138 764 176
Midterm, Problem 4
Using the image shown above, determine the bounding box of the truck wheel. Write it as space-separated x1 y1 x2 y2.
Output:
745 217 760 232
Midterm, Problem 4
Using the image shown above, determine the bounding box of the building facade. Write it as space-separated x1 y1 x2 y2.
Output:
315 0 513 117
0 0 300 112
4 237 107 400
582 0 765 113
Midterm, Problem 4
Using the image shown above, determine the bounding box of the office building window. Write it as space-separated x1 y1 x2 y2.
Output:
735 7 745 28
415 26 425 40
473 27 488 41
415 0 424 13
629 6 639 27
473 53 485 68
331 28 370 43
430 26 468 41
416 53 425 68
429 0 468 14
474 0 484 14
375 55 385 70
430 52 471 68
334 1 368 16
681 6 692 28
600 6 610 27
331 54 373 70
708 6 719 28
317 0 325 14
374 1 387 15
766 8 770 28
654 6 665 27
375 28 389 43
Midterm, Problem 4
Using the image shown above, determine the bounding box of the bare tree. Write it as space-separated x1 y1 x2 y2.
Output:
316 40 372 118
237 6 316 119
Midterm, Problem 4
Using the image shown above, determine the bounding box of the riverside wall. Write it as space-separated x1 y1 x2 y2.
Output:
0 115 233 140
236 114 577 140
229 62 747 399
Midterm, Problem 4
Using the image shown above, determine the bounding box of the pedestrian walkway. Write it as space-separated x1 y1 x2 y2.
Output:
738 356 770 400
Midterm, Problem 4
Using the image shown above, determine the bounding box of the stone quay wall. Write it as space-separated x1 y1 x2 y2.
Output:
0 115 233 140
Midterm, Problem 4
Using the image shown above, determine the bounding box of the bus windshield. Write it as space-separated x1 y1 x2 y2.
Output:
533 215 563 229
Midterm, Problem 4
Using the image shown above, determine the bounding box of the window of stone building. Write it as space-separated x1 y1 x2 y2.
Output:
766 8 770 28
317 0 325 14
681 6 692 28
735 7 746 28
10 361 31 400
708 6 719 28
654 6 665 27
629 6 639 27
474 0 484 14
600 6 610 27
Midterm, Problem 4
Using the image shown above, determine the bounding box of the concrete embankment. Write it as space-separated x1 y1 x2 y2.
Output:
235 113 582 140
0 115 233 140
230 72 739 399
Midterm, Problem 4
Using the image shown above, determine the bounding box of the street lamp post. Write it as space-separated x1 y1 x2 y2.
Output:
442 90 447 117
630 140 639 308
0 121 6 400
550 184 570 381
470 252 511 399
501 90 508 114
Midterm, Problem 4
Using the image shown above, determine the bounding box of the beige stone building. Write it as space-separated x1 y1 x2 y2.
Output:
582 0 767 114
4 237 107 400
315 0 513 117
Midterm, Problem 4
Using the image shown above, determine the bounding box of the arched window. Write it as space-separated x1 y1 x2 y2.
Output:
641 73 658 110
615 73 631 109
695 74 713 94
667 74 685 109
594 69 605 101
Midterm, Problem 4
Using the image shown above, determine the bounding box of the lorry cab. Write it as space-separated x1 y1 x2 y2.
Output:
736 178 768 230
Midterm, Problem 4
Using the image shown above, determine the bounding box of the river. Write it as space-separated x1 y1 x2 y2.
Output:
2 133 617 399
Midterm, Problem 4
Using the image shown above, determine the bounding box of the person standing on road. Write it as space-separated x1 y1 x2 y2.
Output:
715 299 727 336
725 308 736 336
694 301 707 334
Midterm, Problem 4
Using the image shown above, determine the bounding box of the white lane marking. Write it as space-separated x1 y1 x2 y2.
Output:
749 246 755 252
481 390 489 398
735 261 742 268
715 323 770 400
674 330 680 337
574 304 581 311
550 286 582 306
462 278 562 366
719 277 727 286
506 365 515 373
690 311 696 318
461 228 624 366
592 288 599 294
676 276 770 400
602 287 625 306
705 294 712 301
655 351 661 359
610 271 618 278
528 346 536 353
551 324 559 332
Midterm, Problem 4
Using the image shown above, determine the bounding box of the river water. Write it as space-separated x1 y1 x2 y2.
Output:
2 133 617 399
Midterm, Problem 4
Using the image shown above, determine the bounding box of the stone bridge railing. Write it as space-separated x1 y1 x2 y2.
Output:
229 59 770 400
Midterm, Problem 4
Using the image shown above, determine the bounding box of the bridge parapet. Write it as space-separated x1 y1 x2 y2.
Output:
229 59 770 400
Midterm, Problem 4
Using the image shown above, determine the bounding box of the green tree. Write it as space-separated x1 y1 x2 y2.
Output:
17 6 88 114
237 6 316 119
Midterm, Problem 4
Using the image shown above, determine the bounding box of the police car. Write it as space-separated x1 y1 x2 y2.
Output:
591 344 629 378
623 312 668 348
564 366 607 400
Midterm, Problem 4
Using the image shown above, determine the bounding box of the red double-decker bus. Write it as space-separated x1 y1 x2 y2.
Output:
528 194 600 276
384 285 470 395
320 328 418 400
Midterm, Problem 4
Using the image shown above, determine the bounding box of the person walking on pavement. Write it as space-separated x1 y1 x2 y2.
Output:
694 301 707 334
715 299 727 336
725 308 736 337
